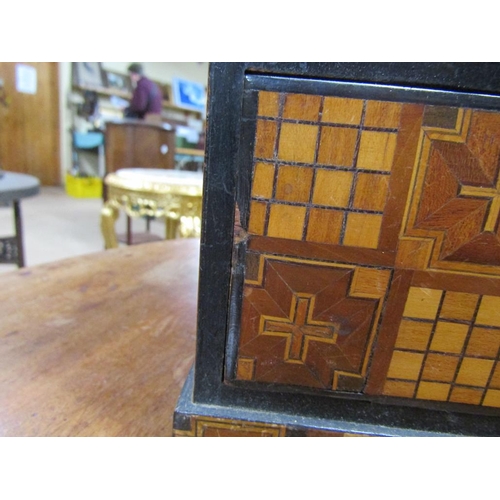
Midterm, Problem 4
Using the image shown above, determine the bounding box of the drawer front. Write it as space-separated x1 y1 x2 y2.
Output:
224 74 500 413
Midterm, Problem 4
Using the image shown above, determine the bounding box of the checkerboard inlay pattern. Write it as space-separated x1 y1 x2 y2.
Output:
248 91 402 249
383 287 500 408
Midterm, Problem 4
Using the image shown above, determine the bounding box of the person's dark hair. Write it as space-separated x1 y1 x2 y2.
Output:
127 63 144 75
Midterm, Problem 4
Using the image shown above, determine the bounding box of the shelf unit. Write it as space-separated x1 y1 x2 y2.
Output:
70 81 205 176
74 83 204 120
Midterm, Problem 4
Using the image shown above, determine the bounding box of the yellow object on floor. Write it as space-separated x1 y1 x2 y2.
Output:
65 173 102 198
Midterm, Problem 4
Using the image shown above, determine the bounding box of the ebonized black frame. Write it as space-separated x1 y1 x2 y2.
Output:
192 63 500 436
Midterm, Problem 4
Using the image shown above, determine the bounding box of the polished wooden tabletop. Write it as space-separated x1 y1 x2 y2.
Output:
0 238 200 436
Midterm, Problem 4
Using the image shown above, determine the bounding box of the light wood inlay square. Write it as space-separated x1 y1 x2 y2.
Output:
455 357 494 387
476 295 500 327
267 204 306 240
312 169 353 208
386 350 424 381
275 165 313 203
255 120 277 159
466 327 500 358
306 208 343 244
449 386 484 405
483 389 500 408
364 100 403 129
395 238 433 270
382 380 416 398
318 126 358 167
248 201 267 235
395 320 433 351
488 364 500 389
258 91 280 117
421 353 459 382
278 123 318 164
236 357 255 381
350 267 391 297
430 321 469 354
343 213 382 249
357 130 397 172
322 97 364 125
352 172 390 212
283 93 321 122
416 381 451 401
403 287 442 320
252 162 275 199
440 291 479 322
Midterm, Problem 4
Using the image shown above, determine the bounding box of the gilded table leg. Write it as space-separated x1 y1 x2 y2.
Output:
101 202 120 249
165 216 180 240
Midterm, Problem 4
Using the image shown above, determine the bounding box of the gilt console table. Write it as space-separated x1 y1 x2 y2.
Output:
173 63 500 436
101 168 203 249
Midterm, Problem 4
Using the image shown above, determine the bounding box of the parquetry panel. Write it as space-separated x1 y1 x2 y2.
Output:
380 287 500 408
236 254 389 391
400 108 500 276
173 416 286 437
230 87 500 412
172 415 373 437
249 92 414 253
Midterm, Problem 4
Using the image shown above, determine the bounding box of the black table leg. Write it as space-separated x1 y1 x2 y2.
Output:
126 215 132 246
13 200 25 268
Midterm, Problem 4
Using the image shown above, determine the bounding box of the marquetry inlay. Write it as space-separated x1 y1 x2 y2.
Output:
229 87 500 413
260 294 338 363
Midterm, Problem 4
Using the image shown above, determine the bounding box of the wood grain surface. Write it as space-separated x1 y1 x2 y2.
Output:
230 89 500 413
0 62 60 185
0 239 199 436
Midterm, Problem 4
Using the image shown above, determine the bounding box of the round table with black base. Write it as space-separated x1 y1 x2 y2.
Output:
0 171 40 267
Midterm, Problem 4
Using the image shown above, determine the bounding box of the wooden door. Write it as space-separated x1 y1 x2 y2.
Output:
0 62 60 185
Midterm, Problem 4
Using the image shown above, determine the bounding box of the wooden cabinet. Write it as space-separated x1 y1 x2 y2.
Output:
104 120 176 173
174 63 500 436
71 77 205 170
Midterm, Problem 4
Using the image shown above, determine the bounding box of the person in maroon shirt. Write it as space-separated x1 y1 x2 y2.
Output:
125 63 163 119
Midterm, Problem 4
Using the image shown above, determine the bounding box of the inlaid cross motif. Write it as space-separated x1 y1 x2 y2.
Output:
460 179 500 232
261 294 338 363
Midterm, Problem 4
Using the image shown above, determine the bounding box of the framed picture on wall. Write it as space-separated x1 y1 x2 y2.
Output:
172 78 206 113
73 62 105 88
104 71 132 93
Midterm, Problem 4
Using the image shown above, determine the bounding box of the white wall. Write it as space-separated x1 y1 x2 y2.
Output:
58 62 210 182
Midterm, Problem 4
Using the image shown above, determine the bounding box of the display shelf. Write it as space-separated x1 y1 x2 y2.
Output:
74 83 203 118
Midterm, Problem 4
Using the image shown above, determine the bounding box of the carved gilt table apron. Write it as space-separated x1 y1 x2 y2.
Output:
101 168 203 249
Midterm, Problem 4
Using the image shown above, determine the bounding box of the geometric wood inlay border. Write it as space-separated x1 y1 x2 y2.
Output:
400 108 500 277
236 253 390 392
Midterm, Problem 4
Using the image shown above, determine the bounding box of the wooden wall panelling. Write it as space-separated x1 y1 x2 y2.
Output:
0 62 60 185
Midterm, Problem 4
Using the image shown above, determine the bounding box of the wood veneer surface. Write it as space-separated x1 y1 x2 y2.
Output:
104 122 176 174
0 239 199 436
231 89 500 413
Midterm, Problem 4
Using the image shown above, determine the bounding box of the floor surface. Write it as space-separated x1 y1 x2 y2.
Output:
0 187 171 274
